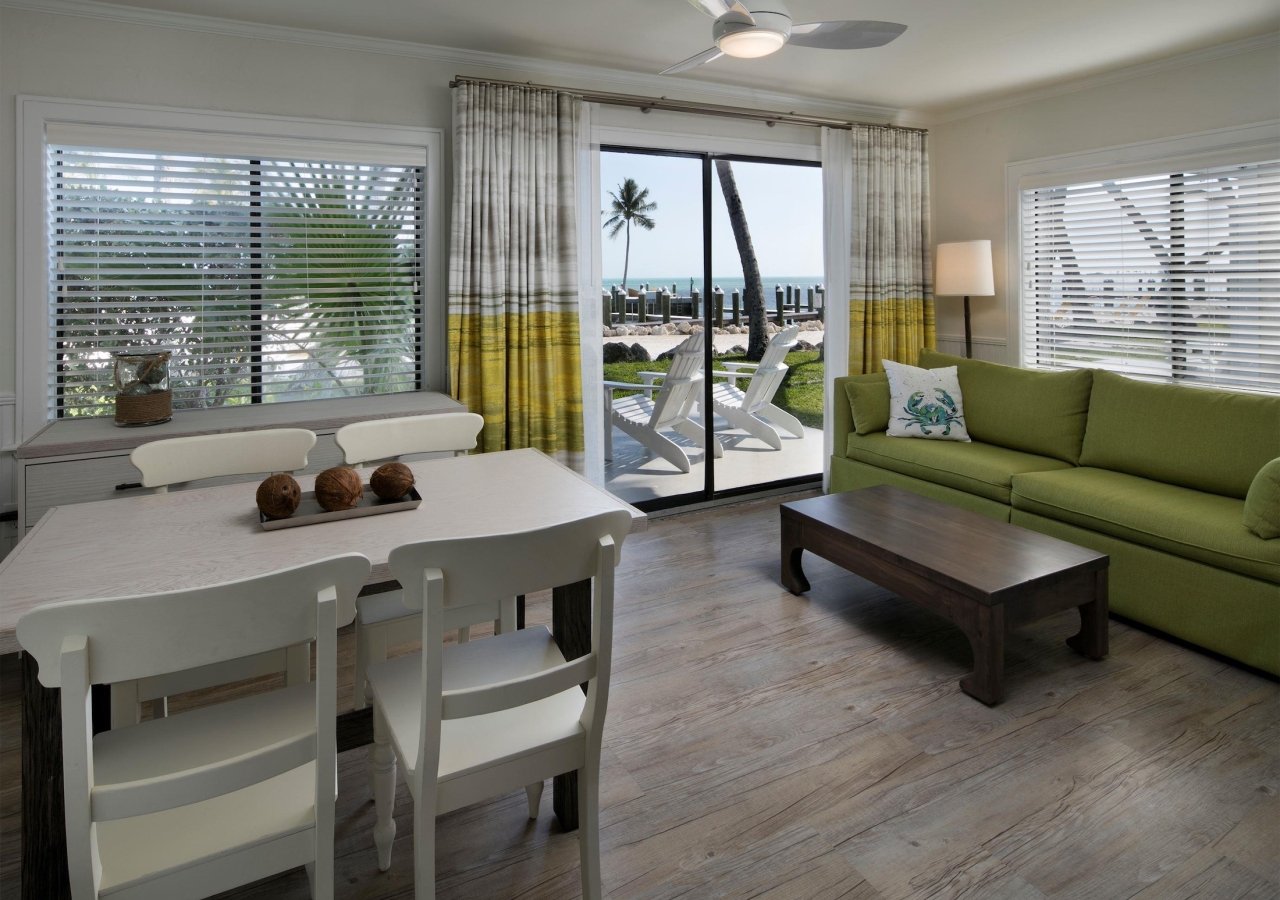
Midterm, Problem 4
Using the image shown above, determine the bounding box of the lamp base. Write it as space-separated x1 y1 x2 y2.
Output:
963 295 973 359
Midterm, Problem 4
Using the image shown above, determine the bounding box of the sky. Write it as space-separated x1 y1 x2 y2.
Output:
600 150 823 282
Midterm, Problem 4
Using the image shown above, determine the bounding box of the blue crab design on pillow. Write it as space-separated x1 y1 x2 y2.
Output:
898 388 965 436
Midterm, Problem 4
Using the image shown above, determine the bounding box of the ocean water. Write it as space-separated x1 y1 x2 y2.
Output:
603 276 824 297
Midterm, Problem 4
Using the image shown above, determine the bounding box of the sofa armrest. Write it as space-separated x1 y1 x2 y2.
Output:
831 376 855 459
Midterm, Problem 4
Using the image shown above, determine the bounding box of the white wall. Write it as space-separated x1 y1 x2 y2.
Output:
929 42 1280 362
0 5 863 403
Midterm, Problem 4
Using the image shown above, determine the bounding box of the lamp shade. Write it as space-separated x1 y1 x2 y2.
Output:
935 240 994 296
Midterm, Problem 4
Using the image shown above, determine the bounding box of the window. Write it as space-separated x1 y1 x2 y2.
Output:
1018 156 1279 394
49 145 424 416
17 99 440 438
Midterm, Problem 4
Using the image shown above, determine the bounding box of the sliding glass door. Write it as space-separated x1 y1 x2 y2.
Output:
600 146 824 510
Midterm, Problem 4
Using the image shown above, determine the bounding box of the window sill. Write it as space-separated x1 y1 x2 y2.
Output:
17 392 464 460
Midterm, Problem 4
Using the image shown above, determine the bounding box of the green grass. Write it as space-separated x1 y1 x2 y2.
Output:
603 350 824 429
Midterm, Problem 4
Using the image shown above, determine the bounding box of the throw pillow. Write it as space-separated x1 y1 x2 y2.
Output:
1243 458 1280 540
883 359 971 441
843 372 890 435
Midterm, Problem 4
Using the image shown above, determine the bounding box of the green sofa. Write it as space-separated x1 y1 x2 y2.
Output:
830 349 1280 676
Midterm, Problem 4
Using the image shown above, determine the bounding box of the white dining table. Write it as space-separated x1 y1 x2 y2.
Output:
0 448 644 900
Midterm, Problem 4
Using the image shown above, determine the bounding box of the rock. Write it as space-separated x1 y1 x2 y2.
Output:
602 342 635 363
795 340 814 351
656 347 678 362
728 345 747 356
629 342 651 362
677 321 692 334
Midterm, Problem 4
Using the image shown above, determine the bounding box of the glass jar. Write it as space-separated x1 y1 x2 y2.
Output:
113 350 172 426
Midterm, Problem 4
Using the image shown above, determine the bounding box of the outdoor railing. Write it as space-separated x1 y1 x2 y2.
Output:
602 283 825 327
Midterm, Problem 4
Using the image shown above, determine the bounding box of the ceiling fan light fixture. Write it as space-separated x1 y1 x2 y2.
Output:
717 27 786 58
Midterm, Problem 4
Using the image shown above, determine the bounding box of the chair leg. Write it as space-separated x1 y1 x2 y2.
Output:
577 764 602 900
413 788 437 900
457 624 471 644
372 705 398 872
760 403 806 438
525 780 544 819
354 621 387 712
498 596 517 635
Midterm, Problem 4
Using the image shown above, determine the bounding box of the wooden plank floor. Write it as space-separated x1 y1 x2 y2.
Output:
2 494 1278 899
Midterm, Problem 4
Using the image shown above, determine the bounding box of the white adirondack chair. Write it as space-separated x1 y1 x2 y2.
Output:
709 324 805 450
16 553 370 900
367 510 633 900
604 331 722 473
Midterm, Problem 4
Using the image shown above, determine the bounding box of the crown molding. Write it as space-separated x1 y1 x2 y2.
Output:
0 0 900 124
913 30 1280 126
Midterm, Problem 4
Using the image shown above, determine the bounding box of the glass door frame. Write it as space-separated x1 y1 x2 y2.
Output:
601 144 822 513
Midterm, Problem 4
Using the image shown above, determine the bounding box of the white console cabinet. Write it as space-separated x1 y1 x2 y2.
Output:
15 392 464 532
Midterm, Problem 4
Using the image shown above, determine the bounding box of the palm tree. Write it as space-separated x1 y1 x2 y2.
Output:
603 178 657 291
715 160 768 360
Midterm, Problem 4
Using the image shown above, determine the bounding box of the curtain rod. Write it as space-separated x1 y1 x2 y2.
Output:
449 75 926 134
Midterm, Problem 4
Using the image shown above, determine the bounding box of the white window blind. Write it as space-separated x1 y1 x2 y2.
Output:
48 145 424 416
1020 158 1280 393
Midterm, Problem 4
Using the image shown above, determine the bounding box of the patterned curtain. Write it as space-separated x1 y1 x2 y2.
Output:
448 82 584 468
847 126 934 374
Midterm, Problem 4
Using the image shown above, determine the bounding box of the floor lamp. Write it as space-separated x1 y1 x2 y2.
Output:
936 240 994 359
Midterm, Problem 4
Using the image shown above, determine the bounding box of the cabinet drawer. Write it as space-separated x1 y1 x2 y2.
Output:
22 434 346 529
24 454 149 527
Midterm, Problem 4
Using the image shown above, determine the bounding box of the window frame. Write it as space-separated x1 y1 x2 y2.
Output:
17 96 444 441
1004 120 1280 385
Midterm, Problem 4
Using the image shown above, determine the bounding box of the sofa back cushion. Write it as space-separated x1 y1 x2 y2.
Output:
1080 369 1280 498
917 349 1092 463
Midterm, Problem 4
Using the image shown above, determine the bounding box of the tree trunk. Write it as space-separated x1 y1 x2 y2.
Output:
622 221 631 291
715 160 767 360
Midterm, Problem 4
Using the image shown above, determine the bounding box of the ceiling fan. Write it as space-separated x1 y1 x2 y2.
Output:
661 0 907 75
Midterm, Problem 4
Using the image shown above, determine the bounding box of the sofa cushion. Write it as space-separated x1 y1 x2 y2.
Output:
1079 370 1280 498
843 372 890 435
1011 467 1280 584
917 348 1092 463
1243 458 1280 540
846 433 1071 504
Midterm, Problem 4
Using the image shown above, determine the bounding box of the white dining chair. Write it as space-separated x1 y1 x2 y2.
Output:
334 412 492 712
116 428 320 727
16 553 370 900
366 509 632 900
130 427 317 491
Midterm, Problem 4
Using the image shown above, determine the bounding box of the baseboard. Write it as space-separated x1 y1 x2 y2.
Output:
0 394 14 516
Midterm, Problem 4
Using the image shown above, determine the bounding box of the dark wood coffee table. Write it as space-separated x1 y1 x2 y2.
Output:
781 486 1109 705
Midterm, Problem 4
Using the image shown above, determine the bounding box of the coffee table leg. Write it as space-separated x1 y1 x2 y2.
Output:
1066 569 1109 660
959 604 1005 706
780 513 809 594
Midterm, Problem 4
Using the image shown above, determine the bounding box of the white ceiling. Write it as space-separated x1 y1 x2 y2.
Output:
40 0 1280 113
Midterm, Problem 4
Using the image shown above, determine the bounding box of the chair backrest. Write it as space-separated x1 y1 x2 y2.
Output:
650 331 705 429
131 428 317 491
387 510 632 783
740 325 799 413
16 554 369 896
335 412 484 465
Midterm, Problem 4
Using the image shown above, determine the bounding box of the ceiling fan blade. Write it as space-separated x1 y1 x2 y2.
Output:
660 46 725 75
789 20 908 50
686 0 755 23
686 0 732 18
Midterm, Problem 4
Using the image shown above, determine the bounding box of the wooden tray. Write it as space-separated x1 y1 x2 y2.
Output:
259 485 422 531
